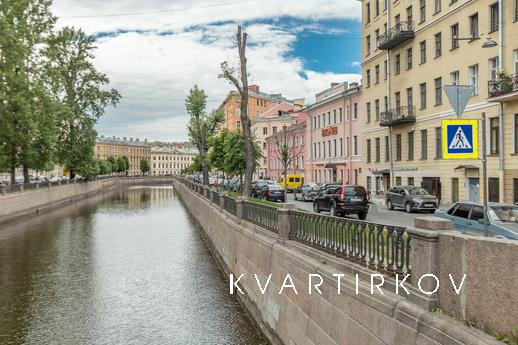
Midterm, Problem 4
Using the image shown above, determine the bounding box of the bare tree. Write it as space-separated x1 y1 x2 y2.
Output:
274 127 303 202
219 25 254 198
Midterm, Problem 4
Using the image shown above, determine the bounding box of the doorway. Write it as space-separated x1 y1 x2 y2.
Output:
468 178 480 202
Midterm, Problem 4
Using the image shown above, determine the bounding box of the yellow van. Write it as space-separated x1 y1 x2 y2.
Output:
279 175 303 191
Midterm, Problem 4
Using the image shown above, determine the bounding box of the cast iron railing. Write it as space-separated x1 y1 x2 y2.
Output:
212 191 220 206
488 73 518 98
288 211 411 275
377 21 414 50
223 196 237 216
242 201 279 233
380 106 416 126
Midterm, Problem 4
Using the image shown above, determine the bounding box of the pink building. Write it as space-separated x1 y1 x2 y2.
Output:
305 82 363 185
265 120 306 181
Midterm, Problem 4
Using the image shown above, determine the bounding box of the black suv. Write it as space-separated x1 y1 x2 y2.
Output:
385 186 438 213
313 184 369 220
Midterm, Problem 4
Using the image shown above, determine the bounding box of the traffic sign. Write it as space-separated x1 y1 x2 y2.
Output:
442 119 478 159
443 85 474 117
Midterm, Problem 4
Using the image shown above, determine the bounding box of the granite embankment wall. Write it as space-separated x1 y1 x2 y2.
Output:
0 177 175 224
173 180 505 345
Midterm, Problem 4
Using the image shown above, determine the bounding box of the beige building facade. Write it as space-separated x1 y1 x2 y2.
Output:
360 0 518 205
94 136 151 175
150 147 197 176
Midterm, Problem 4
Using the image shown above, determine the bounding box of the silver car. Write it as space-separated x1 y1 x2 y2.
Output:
436 202 518 240
294 182 322 202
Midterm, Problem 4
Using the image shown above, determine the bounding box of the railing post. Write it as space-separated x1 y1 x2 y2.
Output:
0 185 5 195
219 192 227 210
235 197 244 224
406 216 453 310
209 190 215 203
204 186 210 199
278 203 295 243
19 184 24 193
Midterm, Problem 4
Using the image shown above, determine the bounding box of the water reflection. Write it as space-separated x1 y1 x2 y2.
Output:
0 186 265 345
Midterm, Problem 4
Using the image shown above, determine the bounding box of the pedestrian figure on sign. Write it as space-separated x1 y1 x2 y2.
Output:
455 131 465 148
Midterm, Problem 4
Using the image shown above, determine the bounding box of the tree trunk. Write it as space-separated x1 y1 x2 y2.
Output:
10 166 16 185
284 168 288 203
23 165 29 183
202 162 209 186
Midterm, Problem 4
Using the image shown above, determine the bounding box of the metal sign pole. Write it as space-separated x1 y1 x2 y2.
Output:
481 112 489 237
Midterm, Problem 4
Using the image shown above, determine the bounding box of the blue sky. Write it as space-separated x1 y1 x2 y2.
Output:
53 0 363 141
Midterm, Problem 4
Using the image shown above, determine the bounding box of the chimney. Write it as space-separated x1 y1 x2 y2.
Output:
350 82 359 89
130 137 133 142
144 139 148 143
136 138 140 142
123 137 127 141
248 85 259 93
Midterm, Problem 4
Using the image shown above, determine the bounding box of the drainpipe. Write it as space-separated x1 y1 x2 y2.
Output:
386 3 394 189
498 0 504 202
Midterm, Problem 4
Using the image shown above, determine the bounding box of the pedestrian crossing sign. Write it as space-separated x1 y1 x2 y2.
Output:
442 119 478 159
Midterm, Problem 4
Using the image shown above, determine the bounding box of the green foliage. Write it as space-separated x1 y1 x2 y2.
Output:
116 157 126 173
140 159 150 174
98 159 112 175
107 156 118 173
182 154 203 175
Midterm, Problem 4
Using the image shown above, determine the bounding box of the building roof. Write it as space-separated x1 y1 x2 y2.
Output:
96 135 150 147
151 146 198 155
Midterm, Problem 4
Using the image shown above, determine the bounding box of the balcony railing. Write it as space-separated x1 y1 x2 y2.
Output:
380 106 416 127
377 21 415 50
488 73 518 100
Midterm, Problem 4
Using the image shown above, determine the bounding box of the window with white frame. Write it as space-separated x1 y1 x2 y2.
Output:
489 57 499 81
450 70 459 85
469 64 479 95
514 50 518 74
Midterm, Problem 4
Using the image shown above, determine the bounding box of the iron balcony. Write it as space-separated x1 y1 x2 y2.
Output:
488 73 518 102
380 106 416 127
377 21 415 50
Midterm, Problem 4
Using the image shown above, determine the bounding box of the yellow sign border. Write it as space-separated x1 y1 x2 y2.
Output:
442 119 479 159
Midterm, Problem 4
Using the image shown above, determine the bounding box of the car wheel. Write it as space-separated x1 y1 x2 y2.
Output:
330 203 337 217
358 212 367 220
313 202 320 213
405 202 413 213
387 200 394 210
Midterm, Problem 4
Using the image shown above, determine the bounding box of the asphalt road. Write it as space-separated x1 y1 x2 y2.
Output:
286 193 431 228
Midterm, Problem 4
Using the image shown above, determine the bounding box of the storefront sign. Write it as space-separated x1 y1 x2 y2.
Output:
322 126 338 137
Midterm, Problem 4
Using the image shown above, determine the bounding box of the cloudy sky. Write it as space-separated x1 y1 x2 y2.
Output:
52 0 362 141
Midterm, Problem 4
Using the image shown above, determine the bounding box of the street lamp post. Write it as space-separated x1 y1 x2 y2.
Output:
481 113 489 237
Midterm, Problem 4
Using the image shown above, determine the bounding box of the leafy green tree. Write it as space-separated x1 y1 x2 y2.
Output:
116 157 125 173
0 0 58 183
43 27 120 178
98 159 112 175
121 156 129 174
185 85 223 185
107 157 118 174
208 128 230 178
139 159 150 175
223 130 263 190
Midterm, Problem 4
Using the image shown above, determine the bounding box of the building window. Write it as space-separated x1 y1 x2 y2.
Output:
333 109 337 124
420 83 427 109
366 35 371 56
375 99 380 121
434 32 442 57
395 54 401 75
384 60 388 80
434 0 441 13
408 177 415 186
353 136 358 155
406 5 413 22
396 177 402 185
375 137 380 162
375 0 380 16
421 129 428 160
385 136 390 162
434 77 442 105
450 70 459 85
488 178 499 202
515 115 518 153
262 127 267 135
395 91 401 109
375 64 380 83
469 64 479 95
435 127 442 158
367 69 371 87
366 2 371 23
469 13 479 39
489 57 499 81
490 2 499 32
451 23 459 49
339 108 343 122
515 0 518 22
490 117 499 154
419 0 426 23
353 103 358 119
406 48 413 70
396 134 402 161
375 29 380 48
384 96 388 112
272 126 277 134
407 87 413 108
367 102 371 123
420 41 426 64
408 131 415 161
340 138 343 156
367 139 372 163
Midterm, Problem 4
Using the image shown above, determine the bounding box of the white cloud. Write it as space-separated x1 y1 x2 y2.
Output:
51 1 362 141
350 61 361 68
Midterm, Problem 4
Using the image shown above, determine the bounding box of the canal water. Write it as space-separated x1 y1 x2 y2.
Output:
0 186 265 345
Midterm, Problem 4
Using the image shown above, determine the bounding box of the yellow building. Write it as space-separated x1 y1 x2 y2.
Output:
360 0 518 205
150 147 197 176
218 84 303 131
94 136 151 175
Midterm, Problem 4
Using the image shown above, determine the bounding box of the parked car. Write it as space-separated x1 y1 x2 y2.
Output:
257 184 285 202
385 186 438 213
279 175 303 192
436 202 518 240
313 184 369 220
251 179 275 198
294 182 322 202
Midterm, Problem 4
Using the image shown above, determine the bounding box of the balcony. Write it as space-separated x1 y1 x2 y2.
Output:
377 21 415 50
380 106 416 127
488 73 518 102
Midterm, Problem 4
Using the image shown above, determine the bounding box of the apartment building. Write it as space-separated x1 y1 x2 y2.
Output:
218 84 303 131
360 0 518 204
94 136 151 174
305 82 363 184
150 147 197 176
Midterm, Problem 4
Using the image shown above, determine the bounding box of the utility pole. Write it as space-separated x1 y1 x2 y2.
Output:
481 112 489 237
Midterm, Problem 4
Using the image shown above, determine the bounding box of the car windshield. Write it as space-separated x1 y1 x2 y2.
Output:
489 206 518 222
407 187 429 196
269 184 283 190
